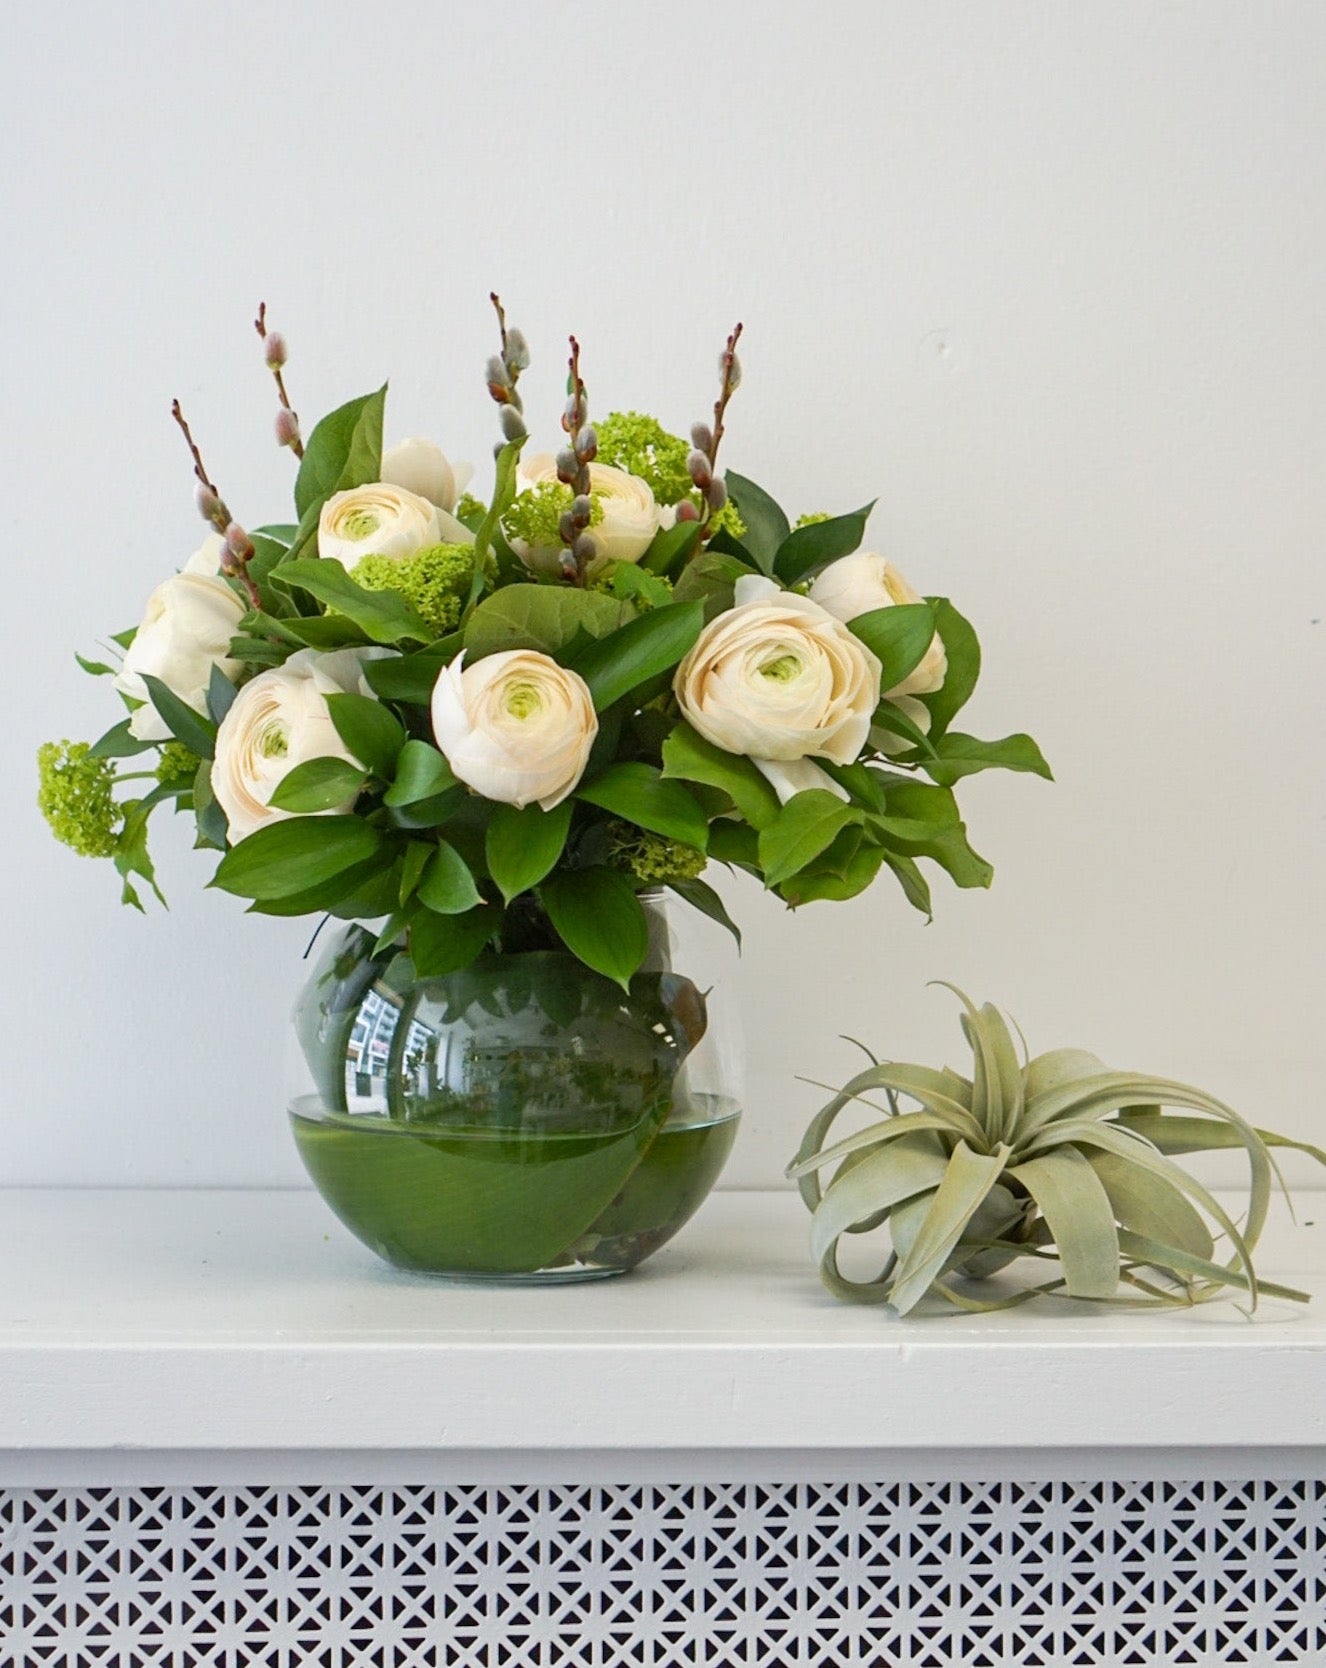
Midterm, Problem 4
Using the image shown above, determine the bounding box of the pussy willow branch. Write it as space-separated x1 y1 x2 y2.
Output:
169 400 262 610
253 302 304 458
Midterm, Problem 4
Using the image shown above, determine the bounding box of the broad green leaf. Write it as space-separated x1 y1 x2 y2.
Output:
707 820 760 869
206 666 237 725
294 386 386 519
779 840 883 906
611 562 676 608
640 519 702 576
415 841 483 915
1008 1147 1120 1299
212 816 384 900
485 801 573 903
848 604 937 693
660 723 781 829
540 866 649 988
364 640 459 704
464 585 630 659
567 600 705 712
408 901 497 978
578 762 709 849
925 731 1053 787
89 719 156 759
266 756 369 813
75 651 115 677
725 470 790 574
672 549 753 619
326 692 406 779
383 788 466 830
885 854 933 918
244 854 392 917
773 501 876 585
667 877 741 946
1088 1150 1215 1261
141 674 217 760
888 1141 1011 1315
275 558 432 645
113 788 173 911
758 790 859 888
918 598 980 737
398 839 432 905
870 698 939 757
384 739 457 807
192 758 227 850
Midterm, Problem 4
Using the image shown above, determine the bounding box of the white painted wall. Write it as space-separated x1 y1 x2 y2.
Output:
5 1 1323 1190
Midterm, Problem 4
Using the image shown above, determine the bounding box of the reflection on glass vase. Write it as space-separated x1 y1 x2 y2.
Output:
288 891 743 1281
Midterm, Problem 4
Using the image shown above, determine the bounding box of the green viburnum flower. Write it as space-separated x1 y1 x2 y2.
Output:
595 412 693 505
155 739 199 785
796 510 831 528
353 543 489 636
503 481 605 551
455 491 487 525
705 497 748 541
37 741 120 858
607 823 707 886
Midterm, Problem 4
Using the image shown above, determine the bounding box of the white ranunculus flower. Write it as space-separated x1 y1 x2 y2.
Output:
380 438 474 514
431 649 598 811
318 482 463 567
211 648 379 843
809 553 947 696
510 454 669 577
674 575 881 804
113 534 247 741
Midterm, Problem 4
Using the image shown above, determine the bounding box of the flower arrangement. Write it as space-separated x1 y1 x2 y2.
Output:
790 986 1326 1315
38 299 1049 985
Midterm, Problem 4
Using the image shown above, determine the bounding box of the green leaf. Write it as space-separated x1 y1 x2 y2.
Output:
671 550 751 619
113 788 174 912
294 386 386 519
398 840 432 905
212 816 384 900
773 501 876 585
567 600 705 712
779 839 883 905
611 562 676 609
88 719 156 759
464 584 631 659
811 1137 950 1275
1112 1110 1326 1168
540 866 649 988
1087 1150 1215 1261
870 698 939 758
75 651 115 677
724 471 790 574
758 790 859 888
325 692 406 779
660 722 781 829
849 603 937 692
578 761 710 849
707 820 760 869
885 854 933 917
408 901 498 978
141 674 217 760
667 876 741 947
383 789 466 830
919 598 980 738
640 519 702 576
415 841 483 915
466 438 526 619
1008 1147 1120 1299
924 731 1053 787
206 665 237 726
275 558 432 645
384 739 458 806
364 640 459 704
485 801 573 903
887 1141 1011 1315
192 758 227 850
266 756 369 813
244 854 392 917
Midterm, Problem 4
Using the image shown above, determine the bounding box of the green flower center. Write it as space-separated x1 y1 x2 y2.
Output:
342 509 381 541
759 653 803 683
504 682 543 720
259 724 289 759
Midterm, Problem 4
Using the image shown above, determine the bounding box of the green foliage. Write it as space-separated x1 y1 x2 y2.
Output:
758 790 860 888
463 585 630 659
540 867 649 989
579 762 710 849
37 741 120 857
660 723 781 829
773 501 876 585
503 480 604 550
724 471 790 574
212 815 385 901
142 675 217 760
286 386 387 563
790 987 1322 1316
275 558 432 645
415 841 483 915
608 826 707 887
266 756 369 813
485 801 573 903
848 603 937 692
565 600 705 711
325 692 406 779
352 543 488 636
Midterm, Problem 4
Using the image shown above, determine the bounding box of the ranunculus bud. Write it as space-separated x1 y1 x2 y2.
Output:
690 422 713 453
499 406 527 441
687 449 712 491
706 477 728 512
274 408 301 448
504 328 530 371
263 332 288 370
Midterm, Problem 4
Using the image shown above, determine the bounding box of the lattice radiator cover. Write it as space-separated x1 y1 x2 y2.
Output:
2 1479 1324 1666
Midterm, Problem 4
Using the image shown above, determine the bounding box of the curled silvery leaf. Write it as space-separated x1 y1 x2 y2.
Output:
788 985 1326 1317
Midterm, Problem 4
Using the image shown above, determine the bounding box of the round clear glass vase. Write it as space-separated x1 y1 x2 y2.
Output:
287 891 743 1281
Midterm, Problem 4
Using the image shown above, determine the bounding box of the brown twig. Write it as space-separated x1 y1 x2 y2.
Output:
171 398 221 503
254 302 304 458
691 322 743 543
557 336 597 587
169 399 262 611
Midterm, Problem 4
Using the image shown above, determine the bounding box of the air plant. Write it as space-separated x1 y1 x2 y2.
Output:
788 985 1325 1316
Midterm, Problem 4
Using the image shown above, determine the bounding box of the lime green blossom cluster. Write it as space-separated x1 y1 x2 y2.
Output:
706 497 747 540
37 741 120 858
607 823 707 886
595 412 694 505
353 544 487 635
155 739 199 785
796 511 830 528
503 481 605 552
455 491 487 525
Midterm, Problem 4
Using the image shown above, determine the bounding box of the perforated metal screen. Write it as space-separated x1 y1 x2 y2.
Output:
3 1479 1324 1665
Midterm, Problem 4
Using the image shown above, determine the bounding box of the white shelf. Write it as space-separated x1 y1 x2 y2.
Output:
2 1186 1325 1461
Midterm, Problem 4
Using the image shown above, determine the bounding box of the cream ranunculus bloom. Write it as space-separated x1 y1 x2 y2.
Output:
318 482 460 567
431 649 598 811
113 534 247 741
510 454 669 577
808 552 947 696
380 438 474 514
674 575 882 804
211 648 379 843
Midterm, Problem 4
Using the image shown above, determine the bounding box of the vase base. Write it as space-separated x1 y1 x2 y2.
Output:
385 1260 631 1286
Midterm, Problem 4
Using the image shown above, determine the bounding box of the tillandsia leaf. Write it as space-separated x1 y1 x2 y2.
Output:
1007 1147 1120 1300
810 1137 952 1270
1115 1230 1311 1305
932 982 1005 1141
788 1063 983 1181
1087 1150 1215 1261
1112 1110 1326 1167
887 1141 1012 1315
1023 1048 1110 1104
